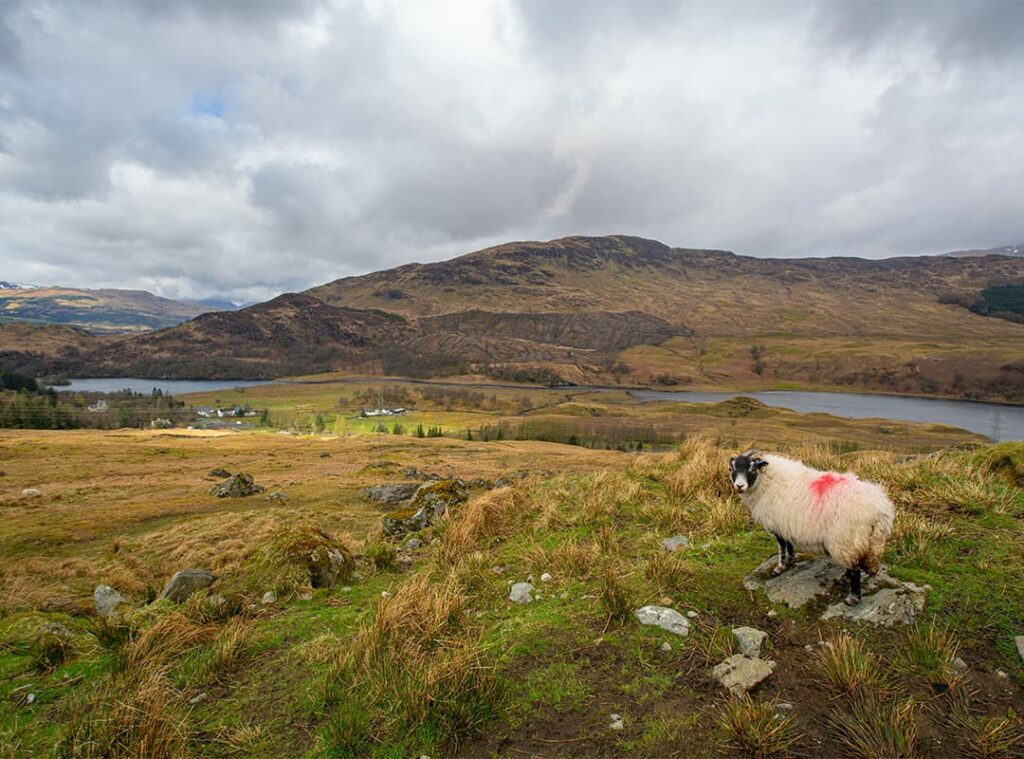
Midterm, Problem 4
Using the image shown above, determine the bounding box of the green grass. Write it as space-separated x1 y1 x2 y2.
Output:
1 431 1022 756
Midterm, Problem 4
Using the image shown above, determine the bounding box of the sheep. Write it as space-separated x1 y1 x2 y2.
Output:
728 450 895 605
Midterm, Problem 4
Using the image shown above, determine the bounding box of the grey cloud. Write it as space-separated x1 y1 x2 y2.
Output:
0 0 1021 302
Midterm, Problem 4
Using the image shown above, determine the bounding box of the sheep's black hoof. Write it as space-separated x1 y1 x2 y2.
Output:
844 594 861 606
771 563 787 576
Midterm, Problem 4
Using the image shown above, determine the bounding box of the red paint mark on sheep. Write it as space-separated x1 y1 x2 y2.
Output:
810 473 846 502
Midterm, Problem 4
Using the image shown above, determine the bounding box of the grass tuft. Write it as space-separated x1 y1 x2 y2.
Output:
827 692 920 759
600 565 636 625
716 696 801 758
814 632 888 694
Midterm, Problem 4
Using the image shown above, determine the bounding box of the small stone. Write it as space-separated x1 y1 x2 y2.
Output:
662 535 690 552
509 582 533 604
299 592 312 601
1014 635 1024 663
208 468 231 478
94 584 130 617
732 627 768 658
776 702 793 711
609 713 625 731
261 591 277 605
340 586 352 593
540 572 552 582
381 591 391 599
491 565 507 575
996 670 1008 679
25 693 36 704
952 657 969 673
559 591 568 599
635 606 690 637
660 596 674 606
527 574 535 583
158 568 216 603
686 610 699 619
189 692 208 705
21 487 42 498
767 610 778 618
712 654 775 694
804 644 814 652
660 642 672 653
405 538 424 550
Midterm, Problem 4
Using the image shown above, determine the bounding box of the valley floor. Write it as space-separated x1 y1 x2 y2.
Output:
0 402 1022 757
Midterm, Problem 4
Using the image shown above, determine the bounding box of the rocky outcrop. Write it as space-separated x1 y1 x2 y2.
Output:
381 479 468 536
362 483 421 505
158 568 216 602
210 472 265 498
744 556 927 626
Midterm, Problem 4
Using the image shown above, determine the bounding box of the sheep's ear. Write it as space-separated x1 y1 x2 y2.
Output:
752 458 768 471
729 456 737 467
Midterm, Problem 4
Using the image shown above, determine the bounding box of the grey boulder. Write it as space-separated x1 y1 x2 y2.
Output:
158 568 216 603
635 605 690 637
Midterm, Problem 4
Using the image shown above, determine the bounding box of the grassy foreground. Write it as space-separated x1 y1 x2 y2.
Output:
1 430 1022 757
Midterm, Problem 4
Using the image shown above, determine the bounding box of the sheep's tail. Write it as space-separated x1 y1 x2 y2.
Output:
859 509 893 576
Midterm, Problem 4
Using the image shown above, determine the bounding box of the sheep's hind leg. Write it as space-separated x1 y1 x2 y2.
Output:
771 535 793 576
844 567 862 606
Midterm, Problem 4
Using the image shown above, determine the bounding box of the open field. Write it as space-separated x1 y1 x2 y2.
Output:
0 388 1021 757
184 378 987 451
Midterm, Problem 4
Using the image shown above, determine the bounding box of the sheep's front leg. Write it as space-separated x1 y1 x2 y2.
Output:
771 535 793 576
844 568 862 606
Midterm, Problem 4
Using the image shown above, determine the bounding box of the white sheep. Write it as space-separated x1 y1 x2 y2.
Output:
728 450 895 605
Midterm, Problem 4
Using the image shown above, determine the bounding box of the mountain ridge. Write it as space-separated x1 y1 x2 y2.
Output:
4 235 1024 400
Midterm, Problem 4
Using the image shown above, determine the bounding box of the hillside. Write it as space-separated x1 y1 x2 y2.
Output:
80 293 415 379
0 286 218 334
0 427 1021 756
8 235 1024 400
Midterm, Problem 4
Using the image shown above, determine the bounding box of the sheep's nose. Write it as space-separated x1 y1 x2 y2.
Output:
733 483 746 492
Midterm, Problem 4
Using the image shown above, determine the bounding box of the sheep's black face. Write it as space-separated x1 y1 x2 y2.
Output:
729 452 768 493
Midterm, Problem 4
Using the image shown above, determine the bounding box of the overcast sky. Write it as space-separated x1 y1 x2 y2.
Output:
1 1 1022 302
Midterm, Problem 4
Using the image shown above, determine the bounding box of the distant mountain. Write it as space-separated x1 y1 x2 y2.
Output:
941 244 1024 258
191 297 240 311
77 293 412 379
0 281 36 290
8 235 1024 401
0 286 221 334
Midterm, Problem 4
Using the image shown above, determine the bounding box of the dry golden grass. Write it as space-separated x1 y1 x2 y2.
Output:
0 428 623 612
118 611 214 674
325 573 499 750
60 671 187 759
436 487 517 565
549 538 600 578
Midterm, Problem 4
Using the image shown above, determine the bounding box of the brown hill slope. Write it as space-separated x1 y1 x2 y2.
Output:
80 294 415 379
0 286 216 333
307 235 1024 339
